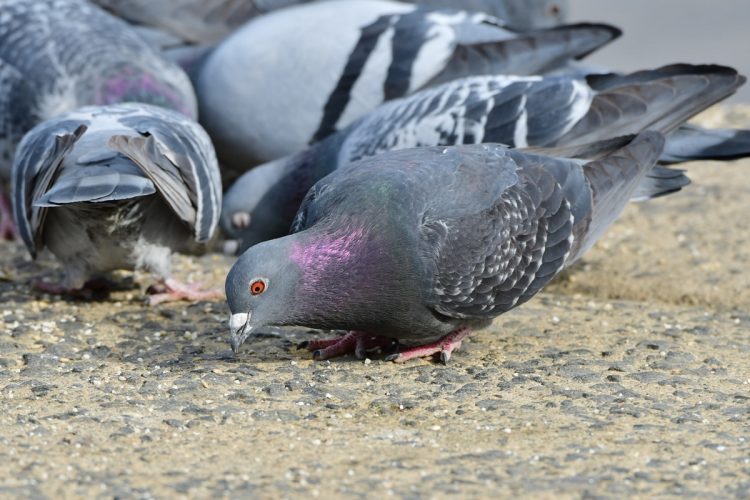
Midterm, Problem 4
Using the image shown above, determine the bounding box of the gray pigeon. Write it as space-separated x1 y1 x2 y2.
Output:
98 0 569 77
92 0 568 45
0 0 197 239
12 103 222 304
195 0 619 171
221 64 744 252
225 132 678 361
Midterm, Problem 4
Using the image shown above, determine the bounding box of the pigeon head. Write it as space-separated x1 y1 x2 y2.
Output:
221 193 294 255
225 216 416 352
225 236 302 352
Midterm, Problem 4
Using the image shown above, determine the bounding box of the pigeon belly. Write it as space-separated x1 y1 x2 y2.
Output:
41 196 183 288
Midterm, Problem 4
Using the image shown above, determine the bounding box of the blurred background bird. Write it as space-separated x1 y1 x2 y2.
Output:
220 64 747 252
12 103 222 304
0 0 197 240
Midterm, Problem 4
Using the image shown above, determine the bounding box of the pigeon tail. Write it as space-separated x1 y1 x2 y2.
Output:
33 167 156 207
570 131 666 261
429 22 621 87
631 166 690 202
662 124 750 164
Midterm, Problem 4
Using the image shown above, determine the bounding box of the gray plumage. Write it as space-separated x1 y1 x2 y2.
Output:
91 0 269 44
12 103 220 289
222 64 743 251
0 0 197 180
225 132 671 353
195 0 619 171
659 124 750 164
93 0 568 46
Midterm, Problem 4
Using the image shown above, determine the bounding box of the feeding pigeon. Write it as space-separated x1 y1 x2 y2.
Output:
0 0 197 240
12 103 222 305
92 0 568 45
195 0 619 172
96 0 569 78
225 132 681 362
221 64 745 252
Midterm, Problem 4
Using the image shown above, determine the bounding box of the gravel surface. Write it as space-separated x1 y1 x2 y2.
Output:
0 109 748 498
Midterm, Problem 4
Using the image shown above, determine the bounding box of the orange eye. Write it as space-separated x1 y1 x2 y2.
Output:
250 279 266 295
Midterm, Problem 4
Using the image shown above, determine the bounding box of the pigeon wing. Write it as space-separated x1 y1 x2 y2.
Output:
107 108 221 243
419 145 580 319
11 121 87 257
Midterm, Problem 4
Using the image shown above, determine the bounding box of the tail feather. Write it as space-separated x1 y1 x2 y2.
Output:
557 64 745 146
631 166 690 201
429 23 621 86
568 131 666 261
662 124 750 164
521 134 636 160
34 167 156 207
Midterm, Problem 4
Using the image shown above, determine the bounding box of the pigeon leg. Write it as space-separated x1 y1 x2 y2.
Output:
32 277 113 299
147 278 224 306
300 331 396 360
385 327 471 364
298 337 346 351
0 191 19 241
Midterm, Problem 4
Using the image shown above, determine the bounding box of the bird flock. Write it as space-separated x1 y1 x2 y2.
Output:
1 0 748 363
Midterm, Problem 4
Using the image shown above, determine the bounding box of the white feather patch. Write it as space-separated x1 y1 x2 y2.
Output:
513 95 529 148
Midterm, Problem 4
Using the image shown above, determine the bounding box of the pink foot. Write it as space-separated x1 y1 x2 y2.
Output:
32 277 112 299
385 328 471 364
0 191 19 241
299 331 396 360
147 278 224 305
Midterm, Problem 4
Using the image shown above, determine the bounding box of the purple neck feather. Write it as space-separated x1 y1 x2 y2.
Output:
97 67 193 117
285 223 417 332
290 225 369 298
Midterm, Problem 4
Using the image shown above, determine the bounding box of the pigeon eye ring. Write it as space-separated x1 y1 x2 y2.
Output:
250 279 267 295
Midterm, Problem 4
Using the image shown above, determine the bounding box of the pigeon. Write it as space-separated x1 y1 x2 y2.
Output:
0 0 197 240
97 1 569 77
195 0 620 171
92 0 568 46
221 64 745 251
12 103 222 305
225 132 680 361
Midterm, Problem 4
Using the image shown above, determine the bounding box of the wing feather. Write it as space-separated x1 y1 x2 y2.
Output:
12 122 87 257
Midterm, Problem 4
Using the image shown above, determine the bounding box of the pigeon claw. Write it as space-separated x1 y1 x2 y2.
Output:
147 278 224 306
384 327 471 364
301 331 395 361
0 191 19 241
298 337 344 352
440 350 451 364
32 277 113 300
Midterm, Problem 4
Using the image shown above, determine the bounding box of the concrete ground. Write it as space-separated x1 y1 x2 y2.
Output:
0 108 748 498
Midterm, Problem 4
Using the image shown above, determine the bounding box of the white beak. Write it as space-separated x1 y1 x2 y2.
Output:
229 312 252 352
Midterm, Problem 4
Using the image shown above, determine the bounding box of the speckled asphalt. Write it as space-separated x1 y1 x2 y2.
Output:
0 110 748 498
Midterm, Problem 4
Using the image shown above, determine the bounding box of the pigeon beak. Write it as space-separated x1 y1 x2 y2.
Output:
229 312 253 353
